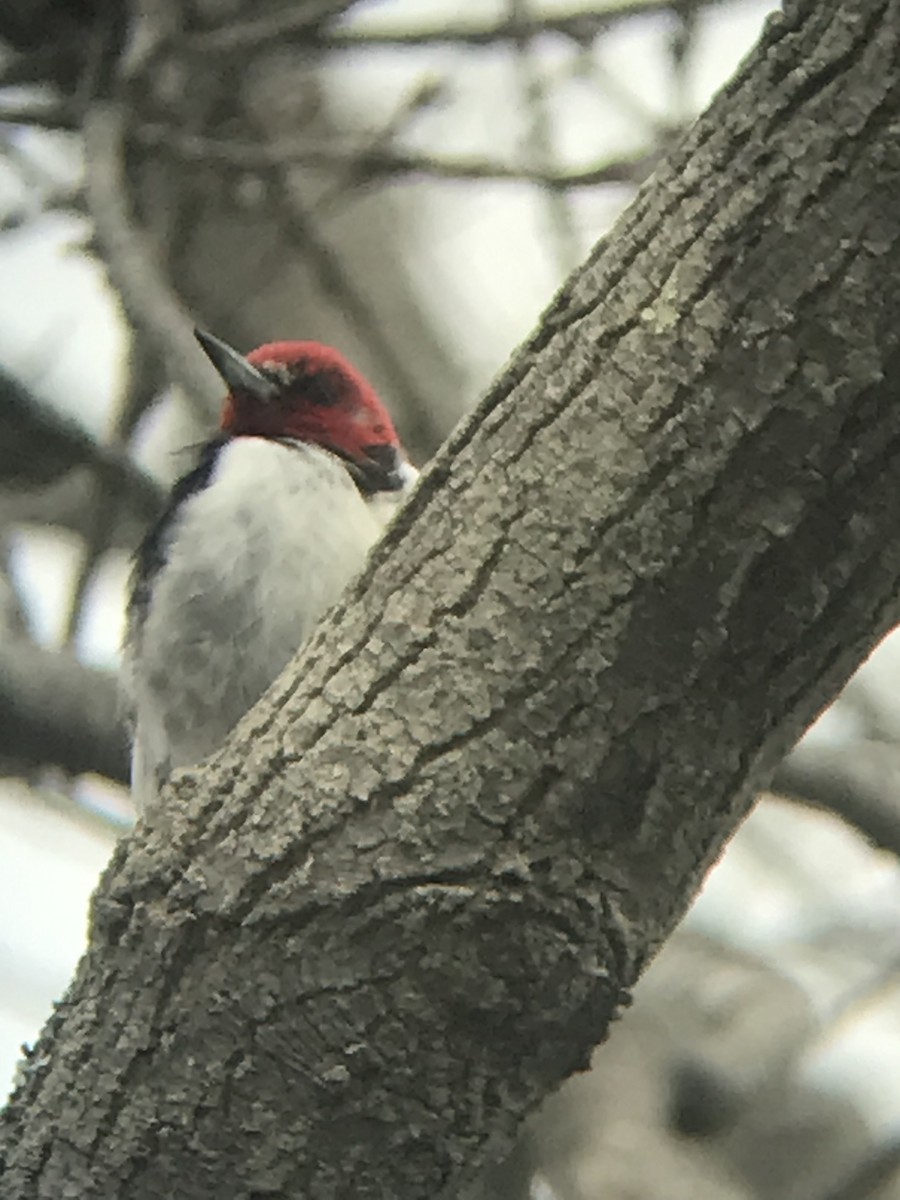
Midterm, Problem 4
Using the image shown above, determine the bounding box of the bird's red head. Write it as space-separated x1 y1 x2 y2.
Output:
195 330 407 493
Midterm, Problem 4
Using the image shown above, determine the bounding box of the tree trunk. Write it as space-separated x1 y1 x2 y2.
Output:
3 2 900 1196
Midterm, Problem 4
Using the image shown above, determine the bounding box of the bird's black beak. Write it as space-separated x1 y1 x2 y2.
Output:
195 329 279 402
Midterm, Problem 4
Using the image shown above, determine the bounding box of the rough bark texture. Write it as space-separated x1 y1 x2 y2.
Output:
3 2 900 1196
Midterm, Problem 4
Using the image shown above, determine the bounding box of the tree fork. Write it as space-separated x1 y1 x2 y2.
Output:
3 2 900 1197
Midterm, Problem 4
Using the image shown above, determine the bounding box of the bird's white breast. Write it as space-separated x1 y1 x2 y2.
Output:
127 437 391 808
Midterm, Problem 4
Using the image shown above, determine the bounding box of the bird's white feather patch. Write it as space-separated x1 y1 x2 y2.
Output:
127 437 395 809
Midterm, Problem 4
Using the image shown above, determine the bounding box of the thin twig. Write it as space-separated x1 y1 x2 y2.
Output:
187 1 695 54
0 103 80 131
313 75 446 218
134 123 656 189
183 0 360 54
668 2 701 123
257 161 440 453
509 0 581 274
83 101 220 420
0 536 30 638
578 37 679 139
62 335 164 646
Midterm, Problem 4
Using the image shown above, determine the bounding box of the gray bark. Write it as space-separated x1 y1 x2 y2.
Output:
3 2 900 1196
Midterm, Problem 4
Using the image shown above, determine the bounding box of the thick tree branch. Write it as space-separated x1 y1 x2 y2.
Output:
0 364 164 519
3 3 900 1197
773 740 900 858
0 640 128 783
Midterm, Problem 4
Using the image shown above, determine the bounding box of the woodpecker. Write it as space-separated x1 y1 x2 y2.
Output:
123 330 417 811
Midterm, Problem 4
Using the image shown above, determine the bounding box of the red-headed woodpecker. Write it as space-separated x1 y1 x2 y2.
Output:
123 330 417 811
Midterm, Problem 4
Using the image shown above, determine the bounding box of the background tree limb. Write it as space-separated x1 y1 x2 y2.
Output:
774 743 900 859
0 365 163 516
0 640 127 783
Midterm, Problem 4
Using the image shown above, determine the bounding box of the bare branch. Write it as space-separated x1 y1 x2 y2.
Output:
312 75 447 217
134 123 657 188
181 0 363 54
187 1 719 54
82 101 221 420
0 102 79 131
62 336 165 646
251 141 448 454
0 639 128 783
508 0 581 273
0 363 164 520
0 475 150 551
0 536 30 637
773 741 900 859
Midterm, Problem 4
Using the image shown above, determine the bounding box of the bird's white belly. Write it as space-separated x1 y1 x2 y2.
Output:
129 438 385 803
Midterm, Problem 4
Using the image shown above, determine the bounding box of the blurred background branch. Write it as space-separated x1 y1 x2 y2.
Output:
0 638 126 783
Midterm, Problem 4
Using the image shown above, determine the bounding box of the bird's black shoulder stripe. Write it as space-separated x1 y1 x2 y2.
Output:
126 437 227 644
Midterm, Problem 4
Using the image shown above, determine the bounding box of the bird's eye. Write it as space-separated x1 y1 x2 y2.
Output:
293 368 343 407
